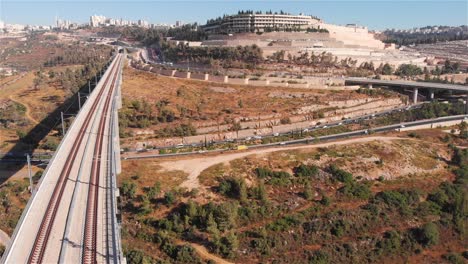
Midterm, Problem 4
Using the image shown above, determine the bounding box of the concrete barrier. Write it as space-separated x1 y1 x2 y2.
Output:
160 69 175 77
208 75 228 83
174 71 190 79
229 78 249 85
191 73 209 81
249 80 270 86
288 83 310 89
150 67 161 74
399 120 464 132
269 82 289 87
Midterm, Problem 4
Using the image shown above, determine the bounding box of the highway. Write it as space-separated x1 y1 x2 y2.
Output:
127 103 425 153
123 114 467 160
345 77 468 92
1 53 124 263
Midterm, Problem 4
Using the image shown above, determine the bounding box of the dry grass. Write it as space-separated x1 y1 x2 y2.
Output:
194 138 449 189
121 159 188 192
0 65 82 152
121 66 376 129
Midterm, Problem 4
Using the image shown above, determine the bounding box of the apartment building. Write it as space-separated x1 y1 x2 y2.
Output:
203 13 321 34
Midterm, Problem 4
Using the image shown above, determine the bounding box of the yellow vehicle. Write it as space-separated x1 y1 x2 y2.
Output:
237 145 248 150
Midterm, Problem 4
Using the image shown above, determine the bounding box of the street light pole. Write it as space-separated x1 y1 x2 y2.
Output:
27 154 34 195
61 111 65 136
78 92 81 110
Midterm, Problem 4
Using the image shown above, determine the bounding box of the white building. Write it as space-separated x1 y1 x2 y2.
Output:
203 12 322 34
90 15 106 27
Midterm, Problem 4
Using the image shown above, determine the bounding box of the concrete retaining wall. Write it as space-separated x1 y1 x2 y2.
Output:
208 75 227 83
288 83 310 89
248 80 270 86
174 71 190 79
160 69 175 77
150 67 161 74
229 78 249 85
191 73 208 81
130 60 359 91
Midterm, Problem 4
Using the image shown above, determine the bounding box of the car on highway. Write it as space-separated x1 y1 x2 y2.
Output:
400 125 406 128
273 132 280 137
323 125 328 128
303 128 309 132
245 137 252 141
253 135 262 140
338 122 343 126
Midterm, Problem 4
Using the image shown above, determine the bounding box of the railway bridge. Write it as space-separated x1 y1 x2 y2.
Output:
1 53 125 263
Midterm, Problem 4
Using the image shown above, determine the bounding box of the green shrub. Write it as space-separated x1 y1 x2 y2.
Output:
217 177 247 202
417 222 439 247
376 230 402 255
267 215 303 232
125 249 153 264
121 181 137 199
294 164 319 177
320 195 331 206
443 253 465 264
340 182 372 200
331 219 348 237
164 191 176 205
254 167 291 186
328 165 353 184
308 250 329 264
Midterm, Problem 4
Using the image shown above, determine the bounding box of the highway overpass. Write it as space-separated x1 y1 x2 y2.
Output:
1 53 125 263
345 77 468 105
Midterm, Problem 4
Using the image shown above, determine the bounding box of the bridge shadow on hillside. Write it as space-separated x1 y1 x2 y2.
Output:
0 66 110 185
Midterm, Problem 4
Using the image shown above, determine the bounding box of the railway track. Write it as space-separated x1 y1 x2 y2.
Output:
27 54 122 264
82 55 121 264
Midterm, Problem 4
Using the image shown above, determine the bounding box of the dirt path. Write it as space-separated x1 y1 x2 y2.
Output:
158 136 403 190
0 228 11 247
8 95 40 125
174 240 234 264
0 73 26 89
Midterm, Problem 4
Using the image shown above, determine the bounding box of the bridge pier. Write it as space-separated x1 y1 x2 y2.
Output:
412 87 418 104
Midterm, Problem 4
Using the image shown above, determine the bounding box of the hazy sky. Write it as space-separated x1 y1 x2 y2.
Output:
1 0 467 30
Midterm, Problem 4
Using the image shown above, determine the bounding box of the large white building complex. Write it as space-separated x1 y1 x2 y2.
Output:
203 12 322 34
200 12 433 67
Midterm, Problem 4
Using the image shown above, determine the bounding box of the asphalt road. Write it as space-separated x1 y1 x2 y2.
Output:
345 77 468 92
124 114 467 160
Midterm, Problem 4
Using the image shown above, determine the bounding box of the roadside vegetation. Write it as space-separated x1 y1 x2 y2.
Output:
119 131 467 263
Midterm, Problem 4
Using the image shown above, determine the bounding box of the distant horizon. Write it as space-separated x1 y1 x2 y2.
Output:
1 1 467 30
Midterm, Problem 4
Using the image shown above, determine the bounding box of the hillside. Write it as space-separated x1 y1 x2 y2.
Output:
118 129 467 263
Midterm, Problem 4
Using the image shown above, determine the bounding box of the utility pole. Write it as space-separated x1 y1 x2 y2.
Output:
27 154 34 195
78 92 81 110
61 111 65 136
